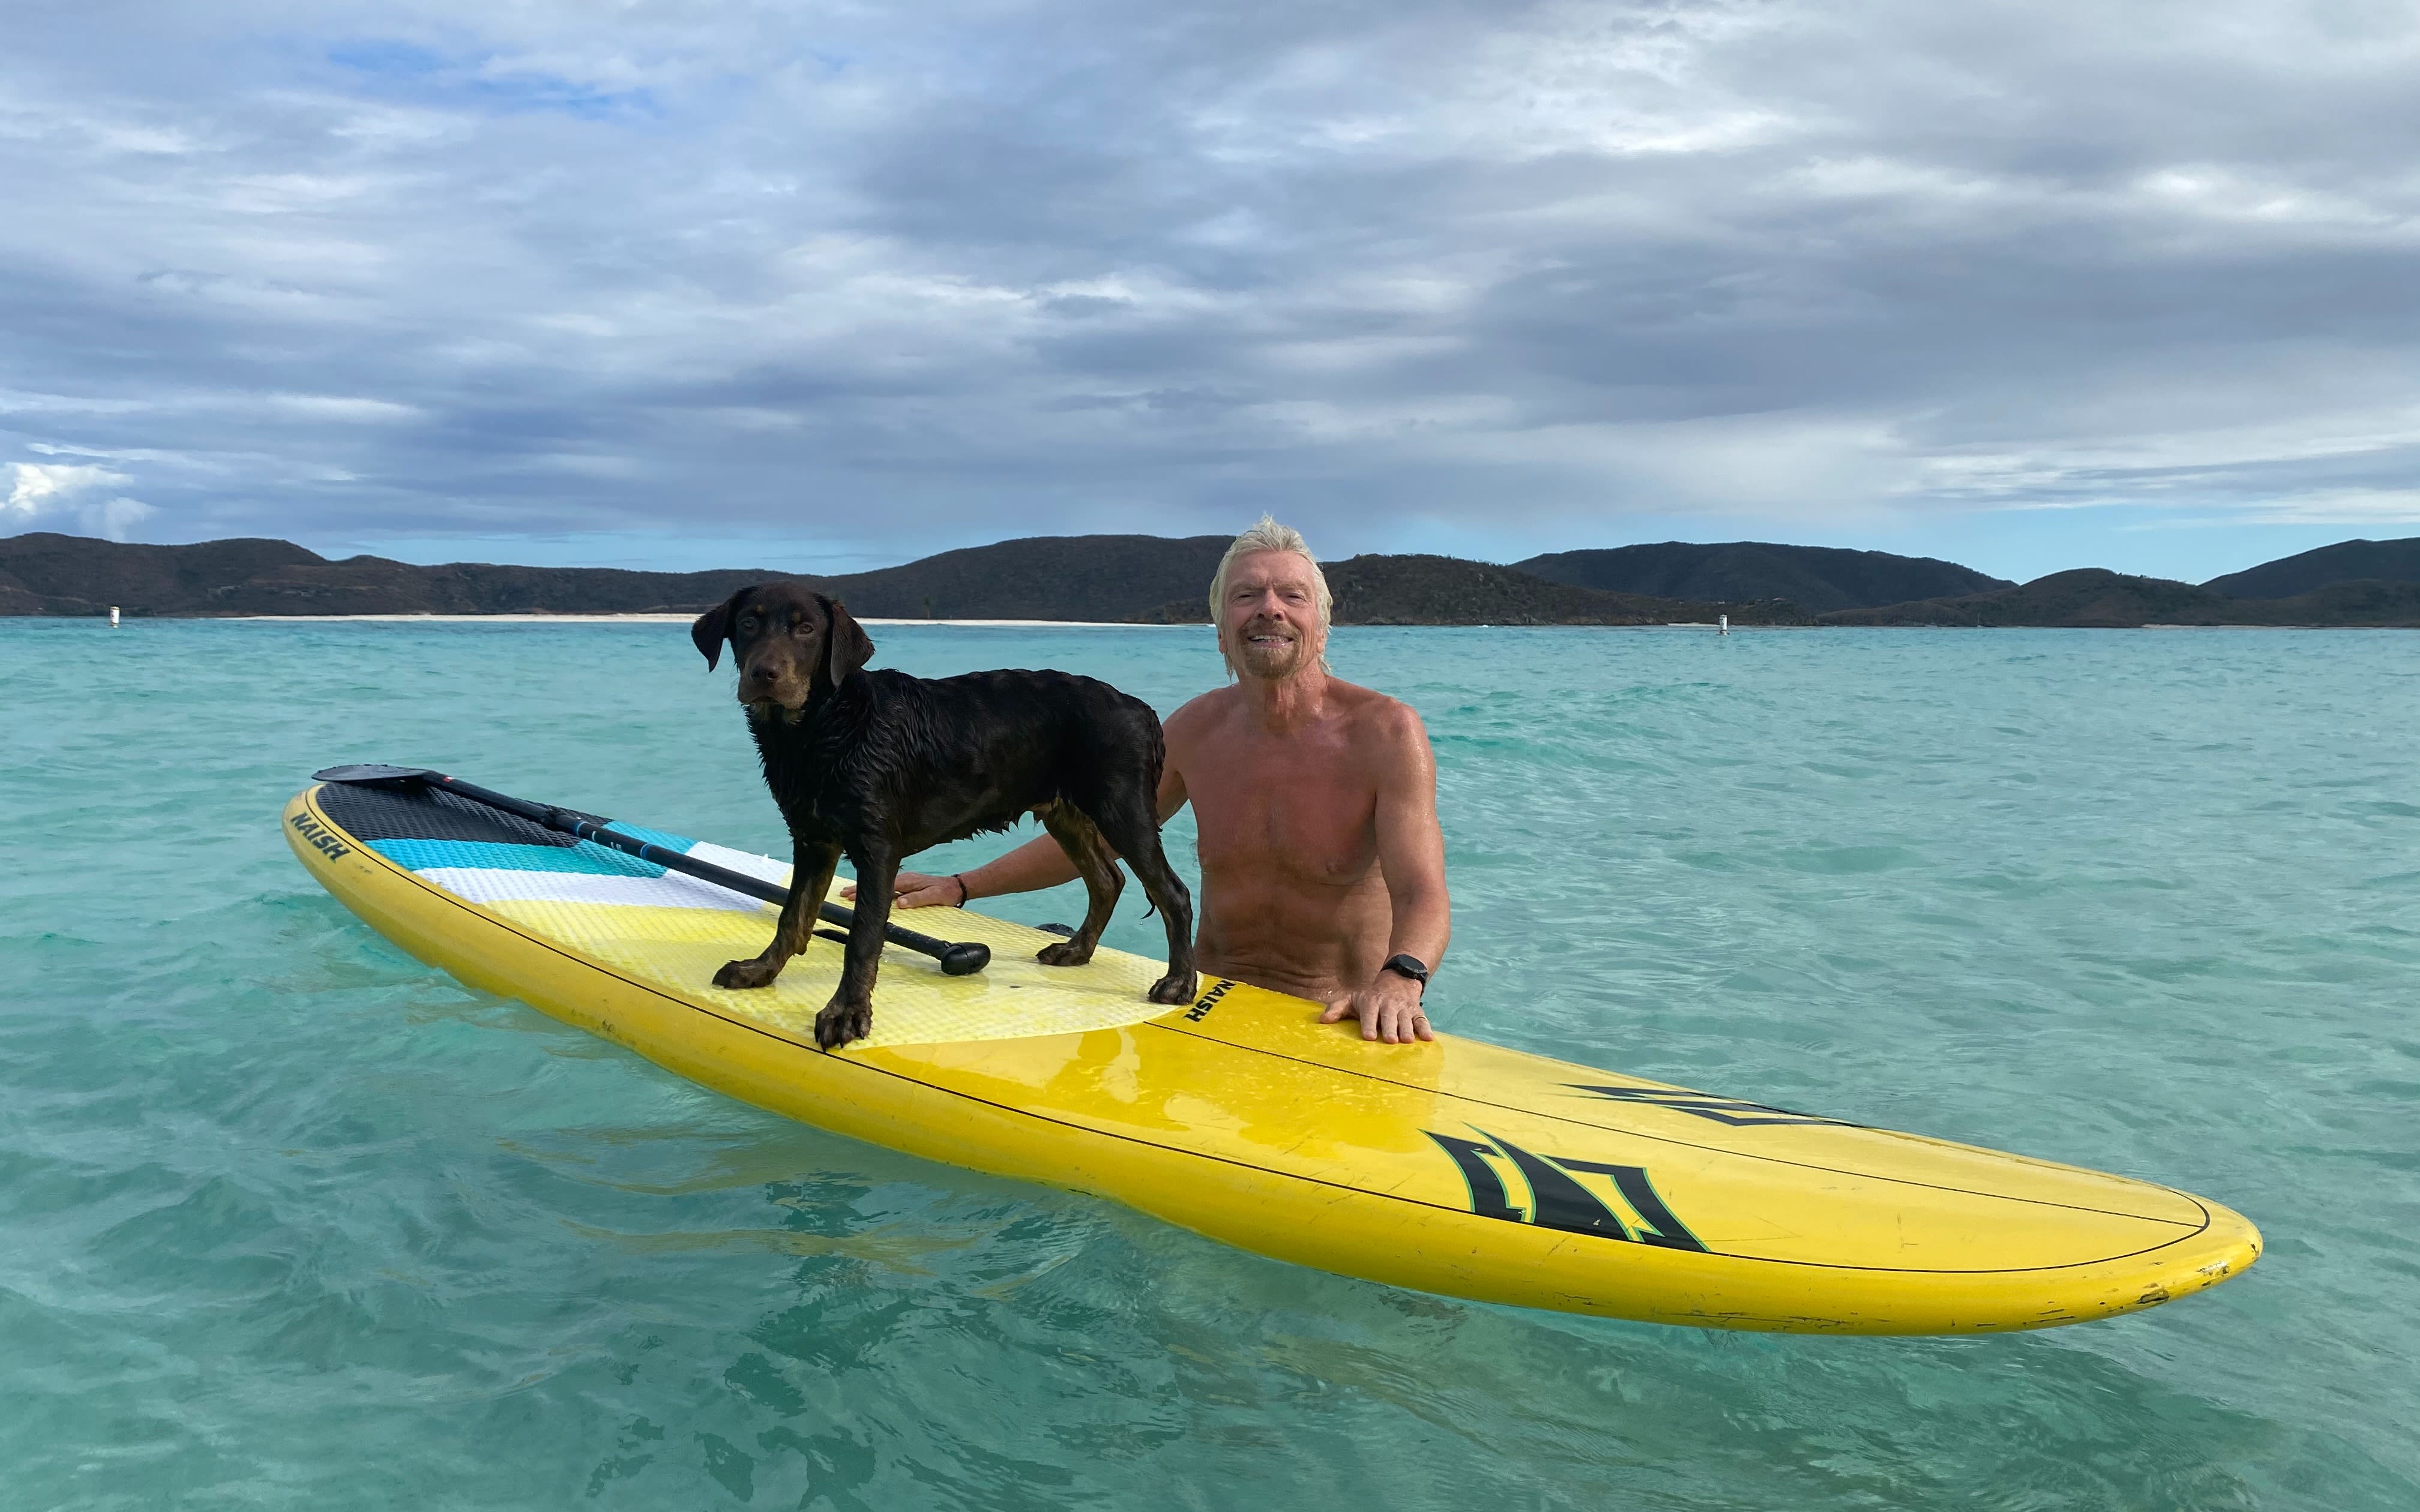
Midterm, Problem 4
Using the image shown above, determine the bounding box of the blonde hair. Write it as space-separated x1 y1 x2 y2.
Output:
1208 515 1334 676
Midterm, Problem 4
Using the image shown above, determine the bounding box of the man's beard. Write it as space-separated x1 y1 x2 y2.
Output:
1234 622 1308 678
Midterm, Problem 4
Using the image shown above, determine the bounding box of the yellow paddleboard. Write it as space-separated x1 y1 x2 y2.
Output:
283 778 2259 1334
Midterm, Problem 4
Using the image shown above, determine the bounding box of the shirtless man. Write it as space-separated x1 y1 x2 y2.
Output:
853 517 1451 1043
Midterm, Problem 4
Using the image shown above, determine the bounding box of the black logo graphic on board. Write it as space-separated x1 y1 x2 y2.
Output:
287 812 353 862
1568 1085 1852 1129
1423 1129 1706 1252
1185 980 1235 1022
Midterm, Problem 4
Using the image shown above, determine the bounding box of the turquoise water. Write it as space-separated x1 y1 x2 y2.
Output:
4 617 2415 1510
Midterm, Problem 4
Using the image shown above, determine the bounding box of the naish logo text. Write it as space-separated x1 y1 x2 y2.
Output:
1185 979 1236 1022
1425 1128 1706 1252
288 812 353 862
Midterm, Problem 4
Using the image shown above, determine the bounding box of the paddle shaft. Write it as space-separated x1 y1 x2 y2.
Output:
319 768 986 974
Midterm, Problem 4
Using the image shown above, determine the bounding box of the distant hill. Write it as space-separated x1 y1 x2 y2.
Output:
2254 578 2420 625
0 532 790 617
814 535 1230 620
0 531 1807 625
0 531 1229 620
15 529 2420 627
1130 554 1808 626
1819 569 2226 627
1514 541 2010 614
2204 536 2420 599
1823 569 2420 628
1320 555 1805 626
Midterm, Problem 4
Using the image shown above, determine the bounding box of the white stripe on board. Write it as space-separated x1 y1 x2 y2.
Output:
684 841 793 884
418 867 772 913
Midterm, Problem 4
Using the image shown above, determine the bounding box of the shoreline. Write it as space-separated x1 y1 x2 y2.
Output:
196 616 1798 628
210 613 1200 627
11 613 2414 629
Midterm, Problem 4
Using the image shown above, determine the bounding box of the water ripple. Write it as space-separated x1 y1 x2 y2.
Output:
2 619 2415 1508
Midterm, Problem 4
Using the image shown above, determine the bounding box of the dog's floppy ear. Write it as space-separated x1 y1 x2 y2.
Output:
820 595 874 686
691 587 754 671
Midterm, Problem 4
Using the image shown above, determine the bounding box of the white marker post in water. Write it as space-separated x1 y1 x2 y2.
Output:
1718 613 1729 635
110 606 120 628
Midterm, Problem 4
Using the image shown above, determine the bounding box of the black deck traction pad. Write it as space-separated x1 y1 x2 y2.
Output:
316 781 579 849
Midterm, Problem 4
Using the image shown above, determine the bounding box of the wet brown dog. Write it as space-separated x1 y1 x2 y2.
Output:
692 581 1197 1048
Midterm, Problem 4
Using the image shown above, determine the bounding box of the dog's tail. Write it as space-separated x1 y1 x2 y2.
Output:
1140 707 1170 920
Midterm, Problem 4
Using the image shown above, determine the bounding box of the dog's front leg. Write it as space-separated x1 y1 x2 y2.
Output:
816 844 898 1049
715 839 840 990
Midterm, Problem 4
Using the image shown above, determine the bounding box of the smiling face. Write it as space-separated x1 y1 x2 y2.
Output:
1218 549 1326 682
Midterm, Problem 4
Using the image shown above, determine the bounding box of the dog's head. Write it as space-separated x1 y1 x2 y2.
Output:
691 582 874 719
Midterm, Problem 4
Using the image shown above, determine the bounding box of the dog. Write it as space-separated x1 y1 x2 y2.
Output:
691 581 1197 1049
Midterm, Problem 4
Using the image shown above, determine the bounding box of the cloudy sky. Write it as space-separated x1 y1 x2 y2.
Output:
4 0 2415 582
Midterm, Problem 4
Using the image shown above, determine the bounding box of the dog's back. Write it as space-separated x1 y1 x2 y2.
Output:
818 668 1163 844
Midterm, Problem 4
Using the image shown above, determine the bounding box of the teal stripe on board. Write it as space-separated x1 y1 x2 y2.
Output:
369 838 666 878
601 821 702 854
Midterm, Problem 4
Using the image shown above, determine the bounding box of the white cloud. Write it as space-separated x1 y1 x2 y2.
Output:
266 394 423 421
0 0 2416 569
7 461 130 514
5 460 155 539
2239 488 2420 525
86 496 158 539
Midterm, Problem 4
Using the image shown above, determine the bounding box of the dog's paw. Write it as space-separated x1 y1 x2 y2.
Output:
715 958 783 990
814 998 872 1050
1148 970 1197 1006
1036 940 1095 968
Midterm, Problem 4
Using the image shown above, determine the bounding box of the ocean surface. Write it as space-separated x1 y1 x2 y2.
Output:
3 616 2415 1510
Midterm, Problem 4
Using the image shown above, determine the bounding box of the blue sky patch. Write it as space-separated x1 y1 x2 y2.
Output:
327 39 656 120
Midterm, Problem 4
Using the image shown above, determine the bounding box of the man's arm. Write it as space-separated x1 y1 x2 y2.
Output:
862 725 1192 907
1322 703 1451 1043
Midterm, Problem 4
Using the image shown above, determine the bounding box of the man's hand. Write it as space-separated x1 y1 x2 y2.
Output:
839 872 960 909
1321 970 1434 1044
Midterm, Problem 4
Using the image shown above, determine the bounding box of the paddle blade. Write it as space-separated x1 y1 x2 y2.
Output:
313 764 443 785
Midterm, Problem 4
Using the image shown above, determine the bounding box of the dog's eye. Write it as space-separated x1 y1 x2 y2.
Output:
738 614 758 630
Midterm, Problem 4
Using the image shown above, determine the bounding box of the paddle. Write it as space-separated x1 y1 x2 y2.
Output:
310 764 991 977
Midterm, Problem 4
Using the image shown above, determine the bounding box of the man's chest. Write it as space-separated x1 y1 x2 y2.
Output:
1181 745 1379 884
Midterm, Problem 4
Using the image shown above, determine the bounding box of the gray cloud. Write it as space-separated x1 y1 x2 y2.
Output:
2 0 2415 575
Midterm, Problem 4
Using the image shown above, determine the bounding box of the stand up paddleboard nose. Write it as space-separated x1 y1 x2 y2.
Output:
310 765 989 977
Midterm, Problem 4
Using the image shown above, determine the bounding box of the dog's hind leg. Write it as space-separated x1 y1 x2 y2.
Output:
1034 800 1123 969
716 839 840 991
1089 794 1197 1006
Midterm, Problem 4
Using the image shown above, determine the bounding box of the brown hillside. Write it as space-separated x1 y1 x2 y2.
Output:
814 535 1231 620
1824 568 2420 627
1820 570 2229 627
1517 541 2008 613
0 532 804 616
1131 553 1810 626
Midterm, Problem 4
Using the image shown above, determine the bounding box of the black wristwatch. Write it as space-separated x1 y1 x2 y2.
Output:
1382 953 1431 993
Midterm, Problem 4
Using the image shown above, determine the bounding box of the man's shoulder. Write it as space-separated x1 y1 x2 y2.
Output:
1164 685 1241 741
1168 685 1241 719
1328 678 1426 740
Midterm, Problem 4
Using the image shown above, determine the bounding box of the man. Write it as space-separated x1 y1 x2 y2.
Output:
859 517 1451 1043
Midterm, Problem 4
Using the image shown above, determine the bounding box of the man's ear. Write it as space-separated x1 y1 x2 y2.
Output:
691 587 754 670
821 595 874 685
